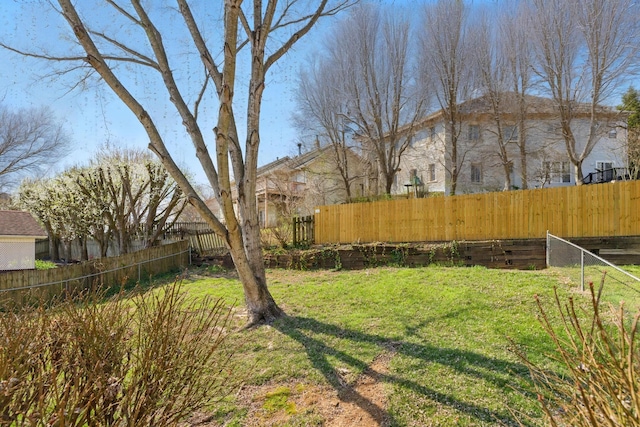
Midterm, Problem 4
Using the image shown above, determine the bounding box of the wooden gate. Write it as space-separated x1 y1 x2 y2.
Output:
293 215 314 247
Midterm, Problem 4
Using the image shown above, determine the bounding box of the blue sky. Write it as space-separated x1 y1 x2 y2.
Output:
4 0 631 190
0 1 350 188
0 0 500 189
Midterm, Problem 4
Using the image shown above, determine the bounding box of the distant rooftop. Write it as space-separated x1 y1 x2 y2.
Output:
0 210 47 238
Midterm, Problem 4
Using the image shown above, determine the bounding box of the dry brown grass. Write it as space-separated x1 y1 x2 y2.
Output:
514 274 640 426
0 282 239 426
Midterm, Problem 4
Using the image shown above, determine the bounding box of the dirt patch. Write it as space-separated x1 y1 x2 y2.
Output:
188 347 396 427
325 348 395 427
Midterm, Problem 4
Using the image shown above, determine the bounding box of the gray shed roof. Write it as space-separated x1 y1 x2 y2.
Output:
0 210 47 238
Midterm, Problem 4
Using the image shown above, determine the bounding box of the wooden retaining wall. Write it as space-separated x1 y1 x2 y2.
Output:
197 236 638 272
261 240 547 271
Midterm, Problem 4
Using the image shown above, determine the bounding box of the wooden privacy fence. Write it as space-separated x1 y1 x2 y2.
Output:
0 240 190 307
163 222 227 255
314 180 640 244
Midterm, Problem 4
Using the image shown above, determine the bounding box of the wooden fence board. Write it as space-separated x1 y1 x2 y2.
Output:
0 241 190 307
314 181 640 244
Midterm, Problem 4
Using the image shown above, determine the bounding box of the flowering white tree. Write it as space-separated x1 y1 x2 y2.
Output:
18 174 93 261
19 151 186 260
75 152 187 255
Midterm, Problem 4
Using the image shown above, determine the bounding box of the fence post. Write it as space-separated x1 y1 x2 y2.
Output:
545 230 549 267
304 215 314 245
293 216 298 246
581 251 585 292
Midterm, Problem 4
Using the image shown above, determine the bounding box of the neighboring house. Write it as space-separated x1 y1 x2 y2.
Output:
238 145 365 227
390 93 628 195
0 210 47 271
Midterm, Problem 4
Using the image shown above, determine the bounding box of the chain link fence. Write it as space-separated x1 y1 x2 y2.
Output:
547 232 640 311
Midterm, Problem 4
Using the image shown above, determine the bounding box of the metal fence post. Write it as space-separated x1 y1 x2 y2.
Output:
581 250 585 292
546 230 549 267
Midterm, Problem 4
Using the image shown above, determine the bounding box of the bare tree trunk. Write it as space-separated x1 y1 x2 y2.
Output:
80 236 88 262
49 235 60 261
37 0 353 325
421 0 473 197
518 121 528 189
449 135 459 196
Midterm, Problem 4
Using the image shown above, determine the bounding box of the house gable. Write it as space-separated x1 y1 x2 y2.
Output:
0 210 46 238
0 210 46 271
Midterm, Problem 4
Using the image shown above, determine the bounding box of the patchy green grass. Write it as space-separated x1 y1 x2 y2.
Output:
171 265 626 426
546 264 640 313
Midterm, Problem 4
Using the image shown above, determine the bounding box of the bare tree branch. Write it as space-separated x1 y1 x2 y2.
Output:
529 0 640 183
89 30 159 69
420 0 475 195
0 105 70 191
7 0 356 325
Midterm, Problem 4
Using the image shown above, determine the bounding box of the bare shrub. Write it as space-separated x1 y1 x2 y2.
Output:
270 218 294 249
0 282 238 426
513 276 640 426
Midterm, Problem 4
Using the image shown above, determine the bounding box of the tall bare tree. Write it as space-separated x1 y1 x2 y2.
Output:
319 4 424 195
3 0 353 325
472 4 536 191
295 60 360 202
529 0 640 183
500 3 535 189
473 13 515 191
0 105 69 191
419 0 475 195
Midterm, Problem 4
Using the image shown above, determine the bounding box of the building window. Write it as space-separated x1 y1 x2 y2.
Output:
503 125 518 142
544 161 571 183
409 168 422 186
471 163 482 183
608 129 617 139
429 126 436 141
547 123 562 134
428 163 436 182
293 171 306 183
596 161 614 181
413 130 428 144
468 125 480 141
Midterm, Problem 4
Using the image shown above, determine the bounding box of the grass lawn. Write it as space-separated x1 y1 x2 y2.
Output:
176 265 640 426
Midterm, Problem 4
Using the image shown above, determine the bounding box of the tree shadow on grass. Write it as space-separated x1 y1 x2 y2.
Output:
273 315 538 427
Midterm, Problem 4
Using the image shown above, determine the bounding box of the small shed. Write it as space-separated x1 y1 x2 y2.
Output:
0 210 47 271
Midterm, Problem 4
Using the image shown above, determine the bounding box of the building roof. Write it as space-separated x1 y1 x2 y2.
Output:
417 92 622 126
256 145 337 178
288 145 334 169
256 156 292 176
0 210 47 238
